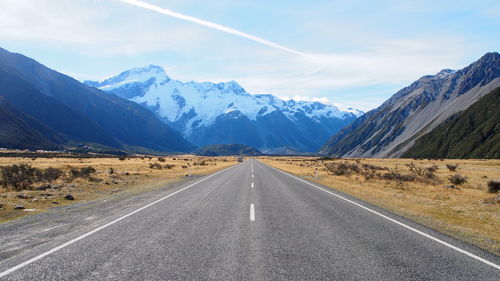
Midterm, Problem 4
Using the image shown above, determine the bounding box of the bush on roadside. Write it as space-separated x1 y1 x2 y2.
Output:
149 163 163 170
36 167 63 183
158 157 166 162
380 171 416 182
426 165 439 173
324 162 360 176
193 160 208 166
69 166 96 180
406 163 425 177
164 164 175 169
487 180 500 193
448 174 467 185
361 163 388 171
0 164 37 191
446 164 458 172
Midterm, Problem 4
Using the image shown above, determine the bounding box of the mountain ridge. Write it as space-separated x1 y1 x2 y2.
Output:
320 52 500 158
0 47 195 153
86 65 363 153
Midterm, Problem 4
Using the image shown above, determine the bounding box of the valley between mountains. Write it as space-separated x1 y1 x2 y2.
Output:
0 47 499 280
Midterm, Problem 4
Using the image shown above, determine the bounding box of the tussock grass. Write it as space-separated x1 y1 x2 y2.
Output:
0 155 237 222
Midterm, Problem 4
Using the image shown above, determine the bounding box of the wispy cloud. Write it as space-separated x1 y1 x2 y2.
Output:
1 0 497 110
116 0 311 58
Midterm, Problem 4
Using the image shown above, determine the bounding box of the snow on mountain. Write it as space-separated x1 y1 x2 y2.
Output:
86 65 363 152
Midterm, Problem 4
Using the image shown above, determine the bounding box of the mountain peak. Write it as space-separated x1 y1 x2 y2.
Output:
89 64 170 90
435 69 456 79
135 64 166 75
121 64 169 80
217 80 245 94
479 51 499 61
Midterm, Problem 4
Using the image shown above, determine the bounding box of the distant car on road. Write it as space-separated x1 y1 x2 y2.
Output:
237 157 243 162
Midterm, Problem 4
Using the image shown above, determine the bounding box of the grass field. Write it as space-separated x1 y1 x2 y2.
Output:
260 157 500 255
0 155 237 223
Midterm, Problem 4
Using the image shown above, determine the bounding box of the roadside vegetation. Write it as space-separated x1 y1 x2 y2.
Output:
0 153 236 222
260 157 500 255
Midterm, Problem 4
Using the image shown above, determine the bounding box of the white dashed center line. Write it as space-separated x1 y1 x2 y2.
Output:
250 204 255 221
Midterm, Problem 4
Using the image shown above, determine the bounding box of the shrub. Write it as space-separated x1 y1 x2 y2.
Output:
424 171 436 179
361 163 388 171
363 172 376 181
108 167 114 174
37 167 63 183
324 162 360 176
158 157 166 162
487 180 500 193
406 163 425 177
426 165 439 173
149 163 163 169
118 156 126 161
88 177 103 183
164 164 175 169
69 166 96 179
446 164 458 172
380 171 416 182
448 174 467 185
0 164 37 191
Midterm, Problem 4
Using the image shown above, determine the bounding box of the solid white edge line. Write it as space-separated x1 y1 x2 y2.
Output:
0 164 237 278
250 204 255 221
264 162 500 270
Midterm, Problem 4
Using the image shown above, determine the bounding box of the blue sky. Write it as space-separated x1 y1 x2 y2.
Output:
1 0 499 110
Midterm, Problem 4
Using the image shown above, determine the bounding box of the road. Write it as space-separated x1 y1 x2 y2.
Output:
0 159 498 280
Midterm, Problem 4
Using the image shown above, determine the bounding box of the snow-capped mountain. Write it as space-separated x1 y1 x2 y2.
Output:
85 65 362 153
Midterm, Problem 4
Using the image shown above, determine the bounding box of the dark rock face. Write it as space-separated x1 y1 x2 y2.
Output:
320 52 500 158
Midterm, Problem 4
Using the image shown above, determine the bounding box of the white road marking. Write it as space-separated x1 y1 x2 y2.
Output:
0 165 237 278
41 225 62 232
250 204 255 221
252 174 254 178
251 182 254 188
266 163 500 271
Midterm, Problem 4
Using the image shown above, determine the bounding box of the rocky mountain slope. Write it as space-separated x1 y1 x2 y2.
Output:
86 66 362 153
320 52 500 158
0 47 195 153
403 87 500 159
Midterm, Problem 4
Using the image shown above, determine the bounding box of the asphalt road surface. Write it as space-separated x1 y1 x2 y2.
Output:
0 160 499 280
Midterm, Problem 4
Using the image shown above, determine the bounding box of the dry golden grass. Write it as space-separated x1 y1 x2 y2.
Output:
259 157 500 255
0 155 237 223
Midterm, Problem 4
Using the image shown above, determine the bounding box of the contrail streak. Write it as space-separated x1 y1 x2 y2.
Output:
116 0 311 58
